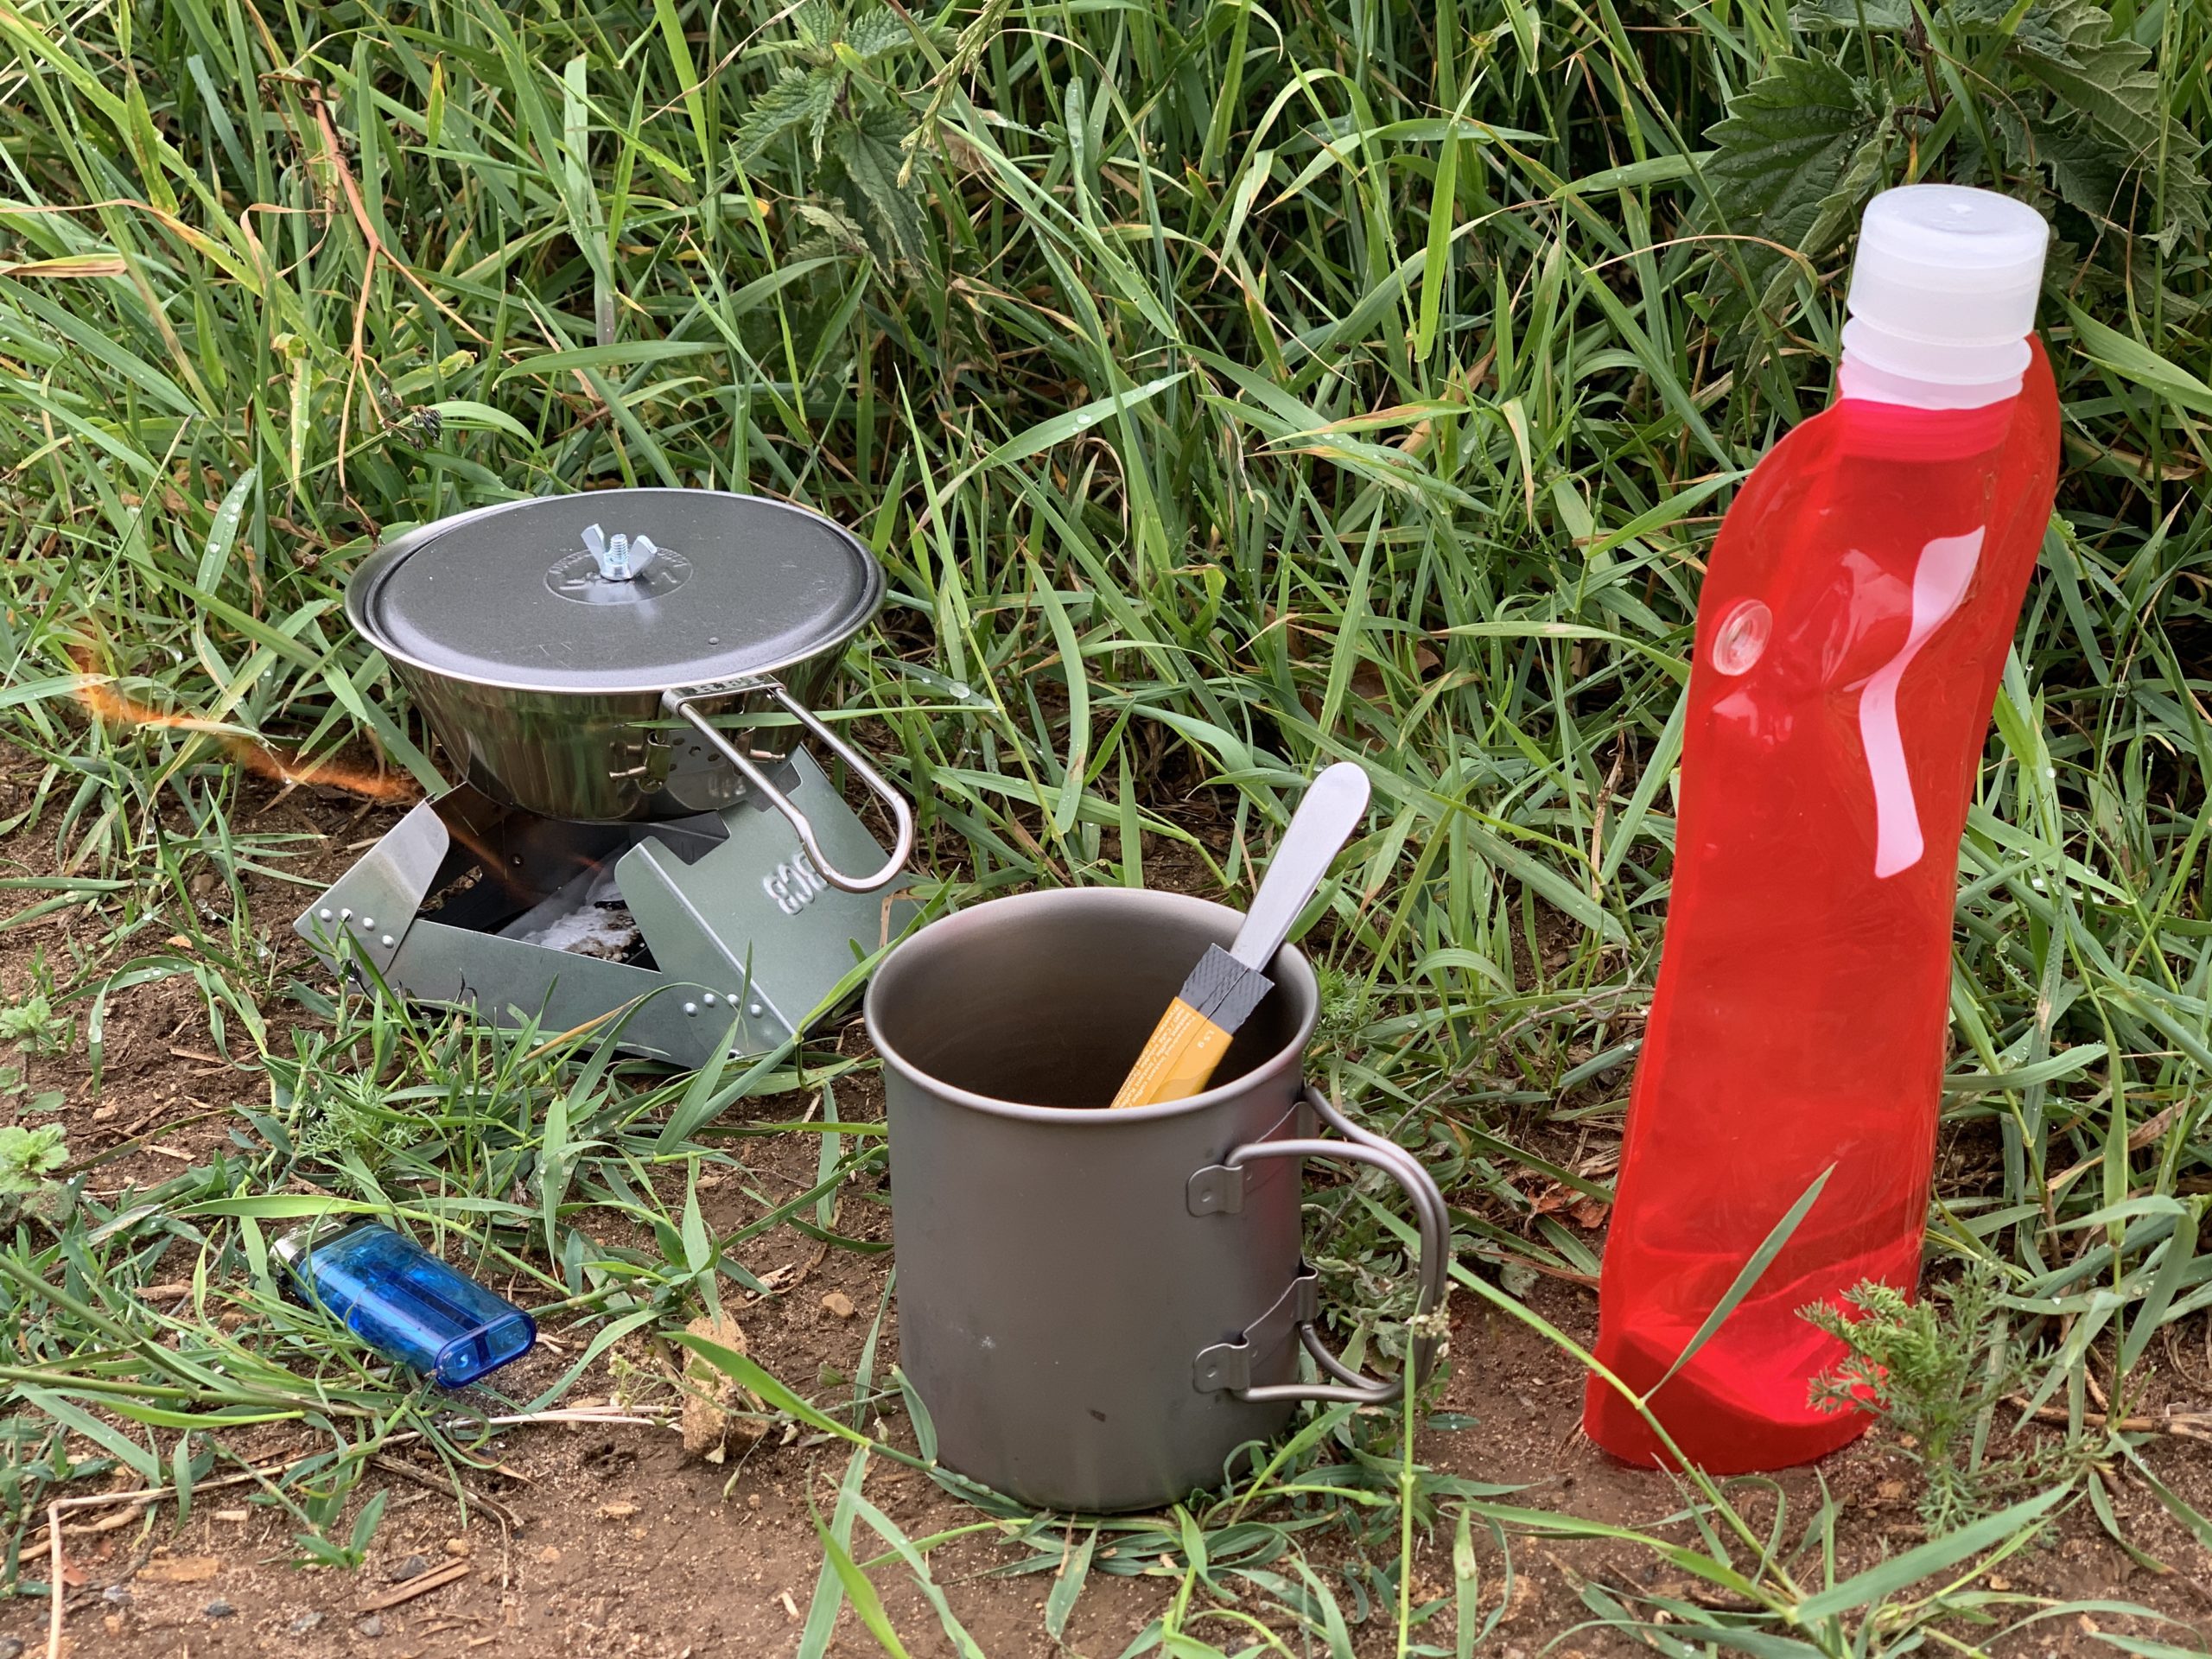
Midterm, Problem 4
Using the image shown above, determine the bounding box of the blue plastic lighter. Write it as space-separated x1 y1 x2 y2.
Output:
275 1220 537 1388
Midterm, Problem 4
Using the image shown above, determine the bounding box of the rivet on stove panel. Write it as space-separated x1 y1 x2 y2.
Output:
683 1001 698 1017
318 908 334 922
702 993 718 1006
360 916 376 930
747 1002 765 1018
380 935 396 948
340 907 353 921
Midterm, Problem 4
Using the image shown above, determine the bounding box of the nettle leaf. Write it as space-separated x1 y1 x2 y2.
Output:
1792 0 1911 27
791 0 839 48
734 68 840 165
2002 110 2128 218
1992 0 2163 149
1799 105 1897 264
1802 0 2167 156
832 118 927 270
1704 54 1888 268
844 5 910 60
1999 107 2209 239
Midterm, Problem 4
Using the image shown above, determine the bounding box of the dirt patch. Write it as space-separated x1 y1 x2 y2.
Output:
7 1236 2209 1656
1436 1283 2212 1657
1 772 2208 1657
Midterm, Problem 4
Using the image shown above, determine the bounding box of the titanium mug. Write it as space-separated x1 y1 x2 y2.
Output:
864 887 1448 1512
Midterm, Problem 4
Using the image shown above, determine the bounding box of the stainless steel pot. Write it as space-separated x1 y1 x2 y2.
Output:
347 489 912 893
866 888 1447 1512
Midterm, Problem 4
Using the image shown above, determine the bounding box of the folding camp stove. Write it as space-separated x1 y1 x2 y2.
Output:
295 487 918 1066
296 749 914 1066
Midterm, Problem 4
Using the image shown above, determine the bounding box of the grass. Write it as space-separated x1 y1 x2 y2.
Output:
0 0 2209 1651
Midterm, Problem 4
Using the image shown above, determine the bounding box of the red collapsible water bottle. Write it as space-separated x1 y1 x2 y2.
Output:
1585 186 2062 1471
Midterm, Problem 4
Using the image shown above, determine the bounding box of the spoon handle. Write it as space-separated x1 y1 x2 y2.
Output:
1230 762 1371 972
1106 763 1371 1109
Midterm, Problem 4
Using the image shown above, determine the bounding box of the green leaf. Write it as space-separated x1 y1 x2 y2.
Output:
844 5 910 60
1414 111 1461 364
1643 1166 1833 1401
1789 1485 2068 1622
2068 304 2212 418
2120 1201 2199 1373
181 1194 378 1219
680 1165 713 1278
348 1488 390 1558
674 1332 873 1450
811 1510 913 1659
1791 0 1910 26
972 372 1189 478
1045 1528 1096 1642
1702 54 1881 268
799 1449 880 1659
426 399 534 442
652 0 715 176
503 338 730 377
194 466 257 593
792 0 837 48
0 1123 68 1194
850 1496 988 1659
2003 108 2209 237
22 1389 160 1481
171 1434 196 1530
1999 0 2163 150
735 69 837 165
833 121 927 269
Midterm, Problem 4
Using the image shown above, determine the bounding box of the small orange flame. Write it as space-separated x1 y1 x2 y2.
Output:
72 656 422 804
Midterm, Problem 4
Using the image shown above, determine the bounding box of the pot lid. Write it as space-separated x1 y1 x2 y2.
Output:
348 489 884 693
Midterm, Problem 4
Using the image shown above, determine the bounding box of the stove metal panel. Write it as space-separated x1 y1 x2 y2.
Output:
295 749 918 1068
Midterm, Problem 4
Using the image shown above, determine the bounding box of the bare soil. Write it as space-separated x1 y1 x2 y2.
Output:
1 774 2208 1657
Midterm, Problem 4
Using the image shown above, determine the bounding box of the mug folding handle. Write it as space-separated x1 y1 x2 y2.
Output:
662 677 916 894
1200 1085 1450 1406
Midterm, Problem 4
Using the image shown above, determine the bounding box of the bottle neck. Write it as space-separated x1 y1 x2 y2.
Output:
1827 383 2021 462
1838 316 2030 410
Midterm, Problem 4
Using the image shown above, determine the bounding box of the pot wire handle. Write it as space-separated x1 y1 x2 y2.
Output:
661 679 915 894
1213 1085 1449 1406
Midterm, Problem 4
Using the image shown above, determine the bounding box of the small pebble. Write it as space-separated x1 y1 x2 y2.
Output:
102 1584 132 1605
0 1639 26 1659
443 1536 470 1558
821 1290 857 1319
204 1599 234 1619
357 1613 384 1637
386 1553 431 1582
289 1611 325 1635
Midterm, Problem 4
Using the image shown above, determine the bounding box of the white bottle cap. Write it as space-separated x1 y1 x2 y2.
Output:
1839 184 2050 410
